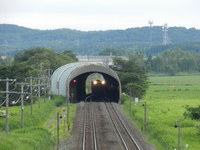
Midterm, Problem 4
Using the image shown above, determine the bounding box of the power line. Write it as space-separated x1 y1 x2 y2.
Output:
0 78 16 134
0 99 6 107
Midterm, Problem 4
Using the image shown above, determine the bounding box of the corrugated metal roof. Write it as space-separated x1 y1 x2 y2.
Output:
51 62 121 98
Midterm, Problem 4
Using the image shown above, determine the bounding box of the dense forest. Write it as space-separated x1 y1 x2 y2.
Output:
1 24 200 56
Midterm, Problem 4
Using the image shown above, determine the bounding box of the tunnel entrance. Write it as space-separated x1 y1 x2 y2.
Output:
51 63 121 103
69 72 120 103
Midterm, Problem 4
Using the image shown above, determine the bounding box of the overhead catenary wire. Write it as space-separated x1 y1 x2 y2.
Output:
0 73 52 132
9 80 16 86
24 85 30 92
11 94 21 105
0 99 6 107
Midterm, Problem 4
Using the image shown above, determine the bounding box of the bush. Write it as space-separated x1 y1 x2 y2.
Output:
183 105 200 120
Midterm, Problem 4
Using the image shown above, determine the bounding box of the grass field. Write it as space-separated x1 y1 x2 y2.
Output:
122 76 200 150
0 96 77 150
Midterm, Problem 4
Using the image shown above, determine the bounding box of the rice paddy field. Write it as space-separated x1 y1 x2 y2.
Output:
122 76 200 150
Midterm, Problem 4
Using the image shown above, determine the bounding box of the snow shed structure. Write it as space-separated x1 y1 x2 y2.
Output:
51 62 121 103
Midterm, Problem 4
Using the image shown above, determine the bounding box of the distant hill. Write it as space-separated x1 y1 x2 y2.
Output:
0 24 200 56
146 42 200 55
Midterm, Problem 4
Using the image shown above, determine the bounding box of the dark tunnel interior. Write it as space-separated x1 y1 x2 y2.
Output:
68 72 120 103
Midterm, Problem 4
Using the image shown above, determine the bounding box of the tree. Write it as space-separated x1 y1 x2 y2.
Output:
184 105 200 120
112 57 148 98
98 48 128 56
26 50 74 71
146 49 200 74
13 47 74 72
0 47 74 85
63 50 78 61
14 47 47 63
0 56 13 66
0 47 75 104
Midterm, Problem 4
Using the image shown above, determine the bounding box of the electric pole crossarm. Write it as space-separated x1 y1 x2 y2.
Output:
0 91 29 94
0 79 16 82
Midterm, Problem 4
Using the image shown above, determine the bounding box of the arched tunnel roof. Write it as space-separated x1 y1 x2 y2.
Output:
51 62 121 101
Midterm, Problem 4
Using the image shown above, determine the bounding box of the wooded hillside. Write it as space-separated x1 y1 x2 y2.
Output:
1 24 200 56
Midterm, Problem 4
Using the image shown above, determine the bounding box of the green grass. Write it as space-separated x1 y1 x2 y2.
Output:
122 76 200 150
148 72 200 77
0 128 54 150
0 96 77 150
47 104 78 141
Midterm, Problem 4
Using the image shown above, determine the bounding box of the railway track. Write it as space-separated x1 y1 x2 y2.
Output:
74 100 144 150
82 102 98 150
105 101 142 150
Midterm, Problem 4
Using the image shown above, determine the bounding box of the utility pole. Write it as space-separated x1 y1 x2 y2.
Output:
175 120 181 150
25 76 36 115
129 95 132 115
57 112 60 150
38 76 48 103
48 69 53 100
143 101 147 132
21 83 24 128
17 83 27 128
19 83 27 128
0 78 16 134
30 77 33 115
43 84 46 103
127 84 134 115
38 78 41 109
15 82 29 128
66 97 70 130
44 69 53 100
42 77 48 103
64 107 67 132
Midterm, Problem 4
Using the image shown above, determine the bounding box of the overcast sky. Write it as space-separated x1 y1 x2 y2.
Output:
0 0 200 31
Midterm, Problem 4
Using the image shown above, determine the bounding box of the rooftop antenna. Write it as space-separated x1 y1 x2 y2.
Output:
162 23 168 45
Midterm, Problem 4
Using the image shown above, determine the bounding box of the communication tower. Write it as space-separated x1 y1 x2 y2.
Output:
148 20 153 47
162 23 168 45
148 20 153 28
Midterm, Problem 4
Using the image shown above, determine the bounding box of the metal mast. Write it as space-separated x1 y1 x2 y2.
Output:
148 20 154 46
162 23 168 45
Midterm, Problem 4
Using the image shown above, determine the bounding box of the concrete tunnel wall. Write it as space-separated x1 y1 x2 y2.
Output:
51 62 121 103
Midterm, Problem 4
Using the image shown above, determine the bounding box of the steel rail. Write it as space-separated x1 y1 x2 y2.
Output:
110 102 142 150
91 102 98 150
82 102 98 150
105 102 129 150
82 102 86 150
